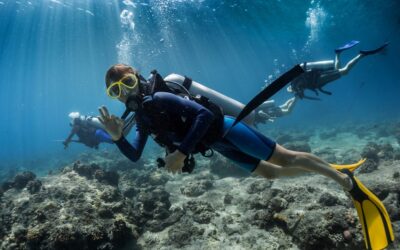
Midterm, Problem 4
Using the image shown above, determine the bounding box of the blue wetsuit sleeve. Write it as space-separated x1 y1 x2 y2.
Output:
95 129 113 144
150 92 215 155
114 122 149 162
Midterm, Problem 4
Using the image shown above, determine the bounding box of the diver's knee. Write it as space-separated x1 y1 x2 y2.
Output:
270 144 297 166
254 161 279 179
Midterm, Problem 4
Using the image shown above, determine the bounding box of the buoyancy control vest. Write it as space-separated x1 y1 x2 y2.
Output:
123 70 224 157
74 116 101 148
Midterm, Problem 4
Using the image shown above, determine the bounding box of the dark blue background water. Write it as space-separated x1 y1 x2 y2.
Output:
0 0 399 168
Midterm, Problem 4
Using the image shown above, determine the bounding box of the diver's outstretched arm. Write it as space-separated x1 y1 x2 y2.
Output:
63 128 77 149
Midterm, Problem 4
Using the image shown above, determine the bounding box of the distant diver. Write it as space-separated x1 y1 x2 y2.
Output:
63 112 114 149
98 64 394 250
254 96 297 124
287 41 390 100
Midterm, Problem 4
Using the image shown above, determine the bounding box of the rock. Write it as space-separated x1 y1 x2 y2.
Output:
100 188 121 202
26 226 45 248
26 179 42 194
109 220 135 246
251 210 273 229
84 227 108 249
147 171 169 186
122 187 137 198
13 225 27 243
94 169 119 186
73 161 100 179
138 188 171 212
146 207 184 233
318 192 341 206
1 181 13 192
184 200 215 224
224 194 233 204
378 143 394 160
387 203 400 221
361 142 380 163
393 172 400 179
13 171 36 189
97 242 114 250
248 192 271 210
270 197 288 212
98 207 114 218
167 221 204 248
34 210 46 223
343 230 352 241
247 179 273 194
273 213 289 230
359 159 378 173
394 151 400 160
50 225 84 249
290 209 359 249
180 180 213 197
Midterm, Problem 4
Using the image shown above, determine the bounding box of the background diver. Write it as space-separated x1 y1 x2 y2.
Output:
255 96 297 124
98 64 393 250
287 40 389 100
63 112 114 149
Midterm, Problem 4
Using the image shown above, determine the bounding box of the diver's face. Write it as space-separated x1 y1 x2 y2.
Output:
107 71 139 103
118 83 138 103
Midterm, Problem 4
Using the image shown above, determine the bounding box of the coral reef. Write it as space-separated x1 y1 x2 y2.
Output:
1 120 400 249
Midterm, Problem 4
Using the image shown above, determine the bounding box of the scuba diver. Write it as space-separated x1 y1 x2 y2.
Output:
99 64 394 250
255 97 297 123
63 112 114 149
287 41 390 100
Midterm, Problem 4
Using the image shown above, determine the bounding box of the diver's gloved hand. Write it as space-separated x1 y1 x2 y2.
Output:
164 150 186 174
62 141 69 149
98 106 124 141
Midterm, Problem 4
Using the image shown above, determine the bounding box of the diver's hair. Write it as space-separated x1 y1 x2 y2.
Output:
105 64 139 87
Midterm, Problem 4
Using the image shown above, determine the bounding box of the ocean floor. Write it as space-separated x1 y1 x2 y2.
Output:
1 121 399 250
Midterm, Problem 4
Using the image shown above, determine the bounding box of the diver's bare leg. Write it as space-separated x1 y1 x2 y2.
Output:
339 54 364 75
254 144 352 190
334 52 341 70
279 97 297 114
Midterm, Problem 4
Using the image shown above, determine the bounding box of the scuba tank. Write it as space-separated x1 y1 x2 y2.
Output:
164 74 256 125
84 116 105 130
300 60 335 71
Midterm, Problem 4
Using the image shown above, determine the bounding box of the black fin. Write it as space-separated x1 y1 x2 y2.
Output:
226 64 304 133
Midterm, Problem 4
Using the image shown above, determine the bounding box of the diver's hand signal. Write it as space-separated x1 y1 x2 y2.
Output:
98 106 124 141
164 150 186 174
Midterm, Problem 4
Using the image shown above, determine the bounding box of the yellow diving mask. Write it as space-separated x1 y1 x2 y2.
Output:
106 74 139 98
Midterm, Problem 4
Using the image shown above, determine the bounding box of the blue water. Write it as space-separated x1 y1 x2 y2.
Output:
0 0 399 167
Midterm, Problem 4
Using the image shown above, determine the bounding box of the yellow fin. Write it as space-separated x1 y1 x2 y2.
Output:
348 173 394 249
330 158 366 172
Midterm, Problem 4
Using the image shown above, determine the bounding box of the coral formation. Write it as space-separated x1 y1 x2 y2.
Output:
1 121 399 249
